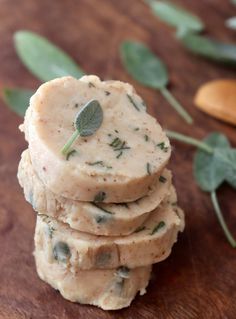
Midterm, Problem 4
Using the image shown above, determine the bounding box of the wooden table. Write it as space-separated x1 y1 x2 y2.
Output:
1 0 236 318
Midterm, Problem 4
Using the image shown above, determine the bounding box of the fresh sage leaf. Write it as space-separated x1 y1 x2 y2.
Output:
14 31 85 82
179 33 236 65
2 87 34 116
225 17 236 30
120 40 193 124
121 40 168 89
194 133 236 192
61 99 103 155
169 129 236 247
146 0 204 33
224 149 236 188
75 99 103 136
53 242 71 263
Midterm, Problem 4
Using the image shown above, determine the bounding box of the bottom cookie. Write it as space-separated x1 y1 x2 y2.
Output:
34 241 152 310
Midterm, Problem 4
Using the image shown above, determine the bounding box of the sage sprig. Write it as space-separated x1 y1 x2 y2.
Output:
145 0 204 33
14 31 84 81
179 33 236 66
167 130 236 247
61 99 103 156
120 40 193 124
2 88 34 116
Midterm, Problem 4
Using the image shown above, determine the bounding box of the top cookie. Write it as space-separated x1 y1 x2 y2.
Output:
22 75 170 202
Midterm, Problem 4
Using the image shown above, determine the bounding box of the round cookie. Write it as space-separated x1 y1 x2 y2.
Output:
22 75 171 202
34 188 185 270
18 149 172 236
34 241 151 310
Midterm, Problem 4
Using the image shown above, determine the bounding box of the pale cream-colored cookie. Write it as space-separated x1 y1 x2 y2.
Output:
18 149 172 236
22 75 171 202
34 188 184 270
34 240 151 310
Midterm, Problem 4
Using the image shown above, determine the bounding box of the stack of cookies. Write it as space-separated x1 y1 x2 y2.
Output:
17 75 184 310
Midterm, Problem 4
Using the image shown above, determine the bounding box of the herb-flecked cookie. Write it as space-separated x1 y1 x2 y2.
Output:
18 149 172 236
34 187 184 270
22 75 171 202
34 241 151 310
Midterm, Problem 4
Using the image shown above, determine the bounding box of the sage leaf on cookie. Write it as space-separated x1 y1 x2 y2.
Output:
14 31 85 82
120 40 193 124
61 99 103 155
2 87 34 116
179 33 236 65
226 17 236 30
145 0 204 33
168 130 236 248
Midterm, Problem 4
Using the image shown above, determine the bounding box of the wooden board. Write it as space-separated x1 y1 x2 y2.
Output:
0 0 236 318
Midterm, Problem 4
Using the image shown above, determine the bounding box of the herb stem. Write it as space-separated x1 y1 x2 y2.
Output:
211 191 236 248
160 87 193 124
61 130 79 155
166 130 213 154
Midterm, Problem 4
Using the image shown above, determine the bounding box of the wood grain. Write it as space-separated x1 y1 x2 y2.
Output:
0 0 236 318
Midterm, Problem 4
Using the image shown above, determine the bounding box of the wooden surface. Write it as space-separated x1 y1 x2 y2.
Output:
0 0 236 318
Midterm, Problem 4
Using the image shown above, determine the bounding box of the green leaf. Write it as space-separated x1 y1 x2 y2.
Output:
120 40 168 89
225 17 236 30
194 133 231 192
179 33 236 65
146 0 204 33
120 40 193 124
53 242 71 263
61 100 103 155
14 31 85 82
75 99 103 136
2 87 34 116
221 148 236 188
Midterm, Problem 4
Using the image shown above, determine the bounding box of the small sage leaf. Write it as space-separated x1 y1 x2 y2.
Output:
53 242 71 263
225 17 236 30
120 40 168 89
146 0 204 33
120 40 192 124
14 31 84 82
193 133 231 192
179 33 236 65
224 149 236 188
61 99 103 155
75 99 103 136
2 88 34 116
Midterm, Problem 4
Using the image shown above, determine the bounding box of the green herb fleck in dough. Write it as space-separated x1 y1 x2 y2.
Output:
150 221 166 235
74 103 79 108
87 161 112 169
116 266 130 279
94 191 106 202
109 137 131 158
53 242 71 263
157 142 169 152
95 252 111 267
115 129 119 133
134 226 146 233
159 175 167 183
66 149 77 161
144 134 149 142
105 91 111 96
127 94 140 111
88 82 95 88
146 162 151 175
92 203 114 215
134 127 140 131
